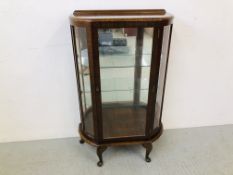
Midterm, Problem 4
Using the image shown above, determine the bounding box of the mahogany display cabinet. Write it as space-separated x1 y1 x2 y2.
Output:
70 9 173 166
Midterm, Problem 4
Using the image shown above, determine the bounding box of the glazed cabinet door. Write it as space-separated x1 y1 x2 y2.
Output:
96 27 155 140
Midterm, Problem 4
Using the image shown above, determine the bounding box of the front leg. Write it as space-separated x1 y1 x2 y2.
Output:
96 146 107 167
142 143 153 162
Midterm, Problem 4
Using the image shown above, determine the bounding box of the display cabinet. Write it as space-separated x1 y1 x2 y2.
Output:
70 9 173 166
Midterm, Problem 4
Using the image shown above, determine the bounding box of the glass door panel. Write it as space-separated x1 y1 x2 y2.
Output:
98 28 154 139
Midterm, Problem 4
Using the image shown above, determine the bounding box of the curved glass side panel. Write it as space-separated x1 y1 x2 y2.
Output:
74 27 94 136
153 25 171 129
98 28 154 139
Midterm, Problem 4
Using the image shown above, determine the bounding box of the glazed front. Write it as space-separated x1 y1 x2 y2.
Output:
71 25 171 141
70 9 173 166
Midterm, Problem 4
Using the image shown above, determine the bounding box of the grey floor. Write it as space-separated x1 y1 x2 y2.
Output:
0 125 232 175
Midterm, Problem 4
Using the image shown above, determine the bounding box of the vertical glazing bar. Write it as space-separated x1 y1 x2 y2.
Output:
133 28 144 105
159 24 173 126
86 24 103 143
145 27 164 137
70 25 85 130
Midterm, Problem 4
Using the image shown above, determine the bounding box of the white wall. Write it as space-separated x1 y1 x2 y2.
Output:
0 0 233 143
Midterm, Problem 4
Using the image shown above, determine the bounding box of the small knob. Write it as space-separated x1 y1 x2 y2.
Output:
152 85 156 93
96 87 100 92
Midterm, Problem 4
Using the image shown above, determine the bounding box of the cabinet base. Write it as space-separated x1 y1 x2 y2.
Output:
78 123 163 167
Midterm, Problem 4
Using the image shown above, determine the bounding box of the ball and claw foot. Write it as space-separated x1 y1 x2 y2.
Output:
79 139 85 144
142 143 152 163
96 146 107 167
97 160 103 167
145 156 151 162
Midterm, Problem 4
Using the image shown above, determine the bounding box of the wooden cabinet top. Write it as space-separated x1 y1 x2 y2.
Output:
70 9 173 26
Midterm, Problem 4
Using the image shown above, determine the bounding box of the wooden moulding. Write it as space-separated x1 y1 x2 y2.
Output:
73 9 166 16
70 9 173 27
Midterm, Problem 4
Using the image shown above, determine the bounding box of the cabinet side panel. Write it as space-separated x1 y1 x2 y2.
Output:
74 27 94 137
70 26 84 129
154 25 172 129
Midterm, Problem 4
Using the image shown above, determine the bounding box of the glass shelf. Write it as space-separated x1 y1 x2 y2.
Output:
80 49 152 69
80 67 150 92
81 88 148 93
101 89 148 103
81 90 149 111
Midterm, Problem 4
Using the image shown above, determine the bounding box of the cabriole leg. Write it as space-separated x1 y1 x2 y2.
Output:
142 143 153 162
96 146 107 167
